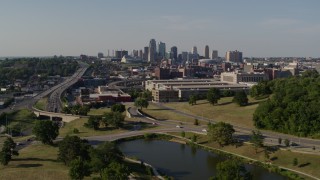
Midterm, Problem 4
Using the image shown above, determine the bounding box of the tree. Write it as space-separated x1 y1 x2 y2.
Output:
284 139 290 147
134 97 149 110
194 119 199 126
207 122 235 147
89 142 124 176
250 130 264 153
32 120 59 145
101 162 130 180
207 88 221 105
69 158 91 180
213 159 251 180
232 91 249 106
58 136 91 166
0 137 19 165
181 131 185 137
293 158 298 166
103 112 125 128
189 95 197 106
84 116 100 130
264 148 270 161
111 104 126 113
192 134 197 143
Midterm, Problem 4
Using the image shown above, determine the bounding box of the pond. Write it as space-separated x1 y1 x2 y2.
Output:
118 139 287 180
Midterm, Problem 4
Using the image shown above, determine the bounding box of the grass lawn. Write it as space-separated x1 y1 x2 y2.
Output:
59 116 159 138
0 143 157 180
164 96 266 128
4 109 37 133
141 104 195 124
59 117 127 137
34 98 48 111
0 143 69 180
87 107 111 116
168 132 320 179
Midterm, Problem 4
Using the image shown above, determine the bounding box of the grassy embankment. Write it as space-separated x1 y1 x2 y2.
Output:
34 98 48 111
0 143 156 180
163 96 264 128
168 132 320 179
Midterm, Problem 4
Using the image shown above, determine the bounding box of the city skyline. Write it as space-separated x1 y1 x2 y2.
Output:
0 0 320 57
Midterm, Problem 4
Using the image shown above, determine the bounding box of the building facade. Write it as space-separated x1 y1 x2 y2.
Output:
225 50 243 63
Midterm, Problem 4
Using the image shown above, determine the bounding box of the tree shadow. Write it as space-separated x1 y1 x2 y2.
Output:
14 163 43 168
13 158 58 162
218 102 233 106
270 156 278 161
298 162 310 168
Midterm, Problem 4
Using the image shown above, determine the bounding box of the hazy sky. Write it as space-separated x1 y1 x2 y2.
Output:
0 0 319 57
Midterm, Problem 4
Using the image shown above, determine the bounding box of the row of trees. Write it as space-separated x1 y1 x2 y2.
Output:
189 88 248 107
0 57 78 86
253 70 320 137
58 135 130 179
62 105 90 116
85 104 126 130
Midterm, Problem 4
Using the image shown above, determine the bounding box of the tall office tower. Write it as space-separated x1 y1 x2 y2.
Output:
212 50 218 59
98 52 104 59
143 46 149 61
181 51 188 62
205 45 209 59
171 46 178 60
158 41 166 59
192 46 198 55
139 49 143 59
225 50 243 63
148 39 157 62
132 50 138 57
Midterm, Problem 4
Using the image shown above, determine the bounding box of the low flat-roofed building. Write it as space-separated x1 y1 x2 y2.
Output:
221 71 269 84
146 79 250 102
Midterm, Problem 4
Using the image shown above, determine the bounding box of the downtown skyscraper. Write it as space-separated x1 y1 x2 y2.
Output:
148 39 157 62
205 45 209 59
158 41 166 59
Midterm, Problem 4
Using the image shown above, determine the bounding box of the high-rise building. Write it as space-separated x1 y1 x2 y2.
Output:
181 51 188 62
225 50 243 63
158 41 166 59
192 46 198 55
171 46 178 60
143 47 149 61
205 45 209 59
148 39 157 62
98 52 104 59
115 50 128 58
139 50 143 59
212 50 218 59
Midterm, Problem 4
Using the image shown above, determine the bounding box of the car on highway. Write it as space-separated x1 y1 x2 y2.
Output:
202 129 207 132
176 125 183 128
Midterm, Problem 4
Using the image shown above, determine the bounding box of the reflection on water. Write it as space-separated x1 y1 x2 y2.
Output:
118 139 287 180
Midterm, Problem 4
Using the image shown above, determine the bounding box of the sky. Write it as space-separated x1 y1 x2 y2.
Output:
0 0 319 57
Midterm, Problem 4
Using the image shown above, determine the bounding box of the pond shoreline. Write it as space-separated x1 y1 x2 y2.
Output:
115 133 311 180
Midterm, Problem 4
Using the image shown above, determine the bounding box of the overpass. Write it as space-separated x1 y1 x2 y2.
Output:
32 107 83 122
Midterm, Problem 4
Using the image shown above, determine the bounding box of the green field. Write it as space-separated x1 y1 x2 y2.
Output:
34 98 48 111
87 107 111 116
169 132 320 179
141 103 196 124
3 109 37 135
0 143 156 180
161 97 266 128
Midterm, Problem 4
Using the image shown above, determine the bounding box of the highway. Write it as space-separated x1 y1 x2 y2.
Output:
0 62 88 114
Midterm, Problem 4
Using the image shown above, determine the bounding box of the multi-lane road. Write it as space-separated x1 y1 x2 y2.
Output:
0 62 88 114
